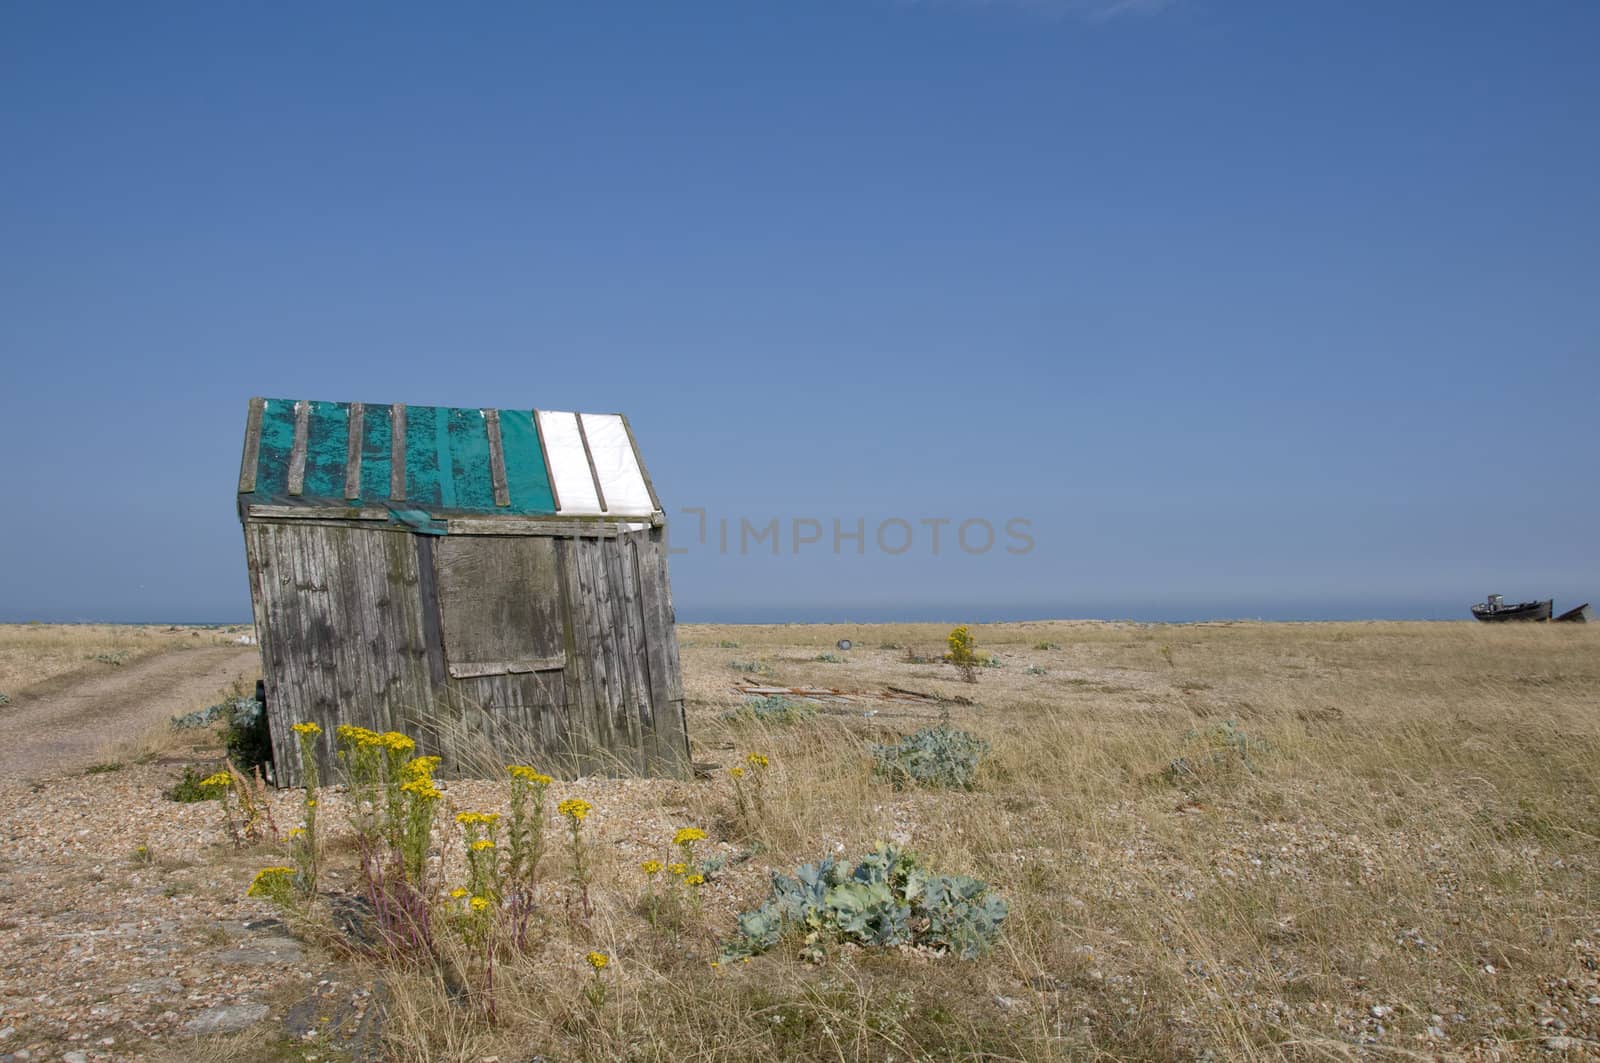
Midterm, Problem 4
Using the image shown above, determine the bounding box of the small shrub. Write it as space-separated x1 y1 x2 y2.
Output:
813 653 846 664
165 765 216 803
1025 664 1048 676
871 726 988 790
720 845 1007 962
723 696 815 725
221 695 273 779
89 650 131 666
1033 641 1061 651
728 659 761 673
717 639 741 648
85 761 123 775
945 626 979 683
1163 720 1268 785
0 692 10 707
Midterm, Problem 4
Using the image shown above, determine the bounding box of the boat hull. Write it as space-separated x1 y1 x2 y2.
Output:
1471 600 1553 622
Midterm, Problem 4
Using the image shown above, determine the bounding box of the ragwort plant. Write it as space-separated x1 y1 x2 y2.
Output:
289 721 322 897
248 724 587 1017
334 726 440 953
945 625 980 683
558 797 595 918
729 751 771 838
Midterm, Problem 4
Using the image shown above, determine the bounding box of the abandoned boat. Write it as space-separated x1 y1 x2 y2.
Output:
1470 594 1553 622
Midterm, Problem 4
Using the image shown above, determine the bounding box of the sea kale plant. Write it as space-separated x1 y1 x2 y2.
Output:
871 725 989 790
721 845 1007 963
723 695 815 725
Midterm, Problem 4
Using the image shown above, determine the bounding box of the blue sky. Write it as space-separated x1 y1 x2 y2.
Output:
1 0 1595 623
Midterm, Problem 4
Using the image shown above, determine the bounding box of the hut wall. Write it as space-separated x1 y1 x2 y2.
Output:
245 519 687 786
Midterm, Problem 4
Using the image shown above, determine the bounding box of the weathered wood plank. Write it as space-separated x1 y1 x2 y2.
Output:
600 536 650 771
248 504 391 521
574 538 623 770
631 530 687 774
239 397 265 494
287 401 311 496
415 534 447 689
617 413 663 515
390 404 407 501
553 536 589 768
345 402 365 500
484 409 510 508
531 408 562 512
445 518 629 538
448 658 565 679
574 413 608 513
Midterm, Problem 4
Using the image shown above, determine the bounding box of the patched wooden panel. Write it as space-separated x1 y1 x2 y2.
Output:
434 535 565 669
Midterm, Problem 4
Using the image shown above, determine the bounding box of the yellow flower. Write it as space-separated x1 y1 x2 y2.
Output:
402 755 440 780
380 731 415 753
399 778 441 799
640 860 662 875
746 753 769 769
456 811 500 827
667 862 687 876
471 838 496 851
469 896 489 912
336 725 380 747
246 866 295 897
306 798 317 808
558 798 593 823
291 721 322 737
287 827 305 838
673 827 707 846
586 951 609 971
200 771 232 789
683 873 705 887
450 887 469 899
730 766 745 779
507 765 554 785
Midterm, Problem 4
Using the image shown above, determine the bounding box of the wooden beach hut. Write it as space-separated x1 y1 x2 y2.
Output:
237 397 687 786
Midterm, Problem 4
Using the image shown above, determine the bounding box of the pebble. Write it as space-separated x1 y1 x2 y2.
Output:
183 1002 270 1035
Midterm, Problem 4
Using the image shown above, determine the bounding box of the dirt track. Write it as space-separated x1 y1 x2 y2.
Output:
0 645 261 782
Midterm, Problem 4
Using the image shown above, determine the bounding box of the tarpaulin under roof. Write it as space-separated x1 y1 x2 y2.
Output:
238 398 660 522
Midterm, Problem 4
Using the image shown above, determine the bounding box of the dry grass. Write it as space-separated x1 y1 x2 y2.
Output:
334 620 1600 1061
0 622 245 696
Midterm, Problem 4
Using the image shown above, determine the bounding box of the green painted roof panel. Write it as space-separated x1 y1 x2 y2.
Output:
241 398 558 518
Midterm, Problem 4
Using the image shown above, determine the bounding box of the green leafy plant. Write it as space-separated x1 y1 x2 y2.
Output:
728 659 762 673
720 845 1007 963
0 692 10 707
1025 664 1048 676
164 765 215 803
814 653 846 664
89 650 132 666
723 695 815 725
717 639 741 648
871 726 988 790
222 695 273 779
1163 720 1269 785
1033 641 1061 651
